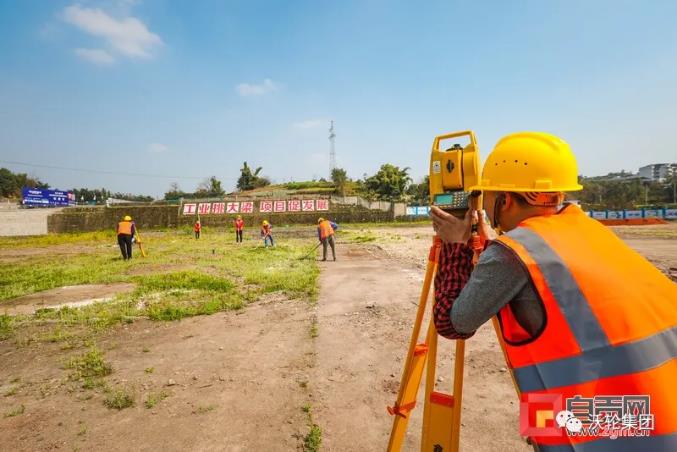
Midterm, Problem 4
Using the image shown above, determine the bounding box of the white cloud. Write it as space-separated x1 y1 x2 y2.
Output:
148 143 168 153
292 119 326 129
74 48 115 65
236 79 277 97
63 4 162 59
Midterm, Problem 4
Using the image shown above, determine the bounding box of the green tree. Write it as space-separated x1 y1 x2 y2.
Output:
0 168 48 198
195 176 226 198
331 167 348 196
406 175 430 205
236 162 270 191
363 164 412 201
164 182 188 200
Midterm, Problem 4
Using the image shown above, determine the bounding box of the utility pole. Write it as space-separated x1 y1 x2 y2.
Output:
329 120 336 177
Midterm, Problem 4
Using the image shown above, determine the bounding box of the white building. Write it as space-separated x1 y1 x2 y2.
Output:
638 163 676 182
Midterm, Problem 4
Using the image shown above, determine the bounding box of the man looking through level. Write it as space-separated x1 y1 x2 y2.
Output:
430 132 676 451
116 215 136 260
317 217 338 261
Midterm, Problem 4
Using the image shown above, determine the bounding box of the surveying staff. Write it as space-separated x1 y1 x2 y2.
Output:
116 215 136 260
194 220 201 239
430 132 677 451
317 217 338 261
234 215 244 243
261 220 274 247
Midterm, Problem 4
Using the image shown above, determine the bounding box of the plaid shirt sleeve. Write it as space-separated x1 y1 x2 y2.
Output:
433 242 476 340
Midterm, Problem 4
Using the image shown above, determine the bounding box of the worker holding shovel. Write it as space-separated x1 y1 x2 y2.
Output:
430 132 676 451
261 220 274 247
317 217 338 261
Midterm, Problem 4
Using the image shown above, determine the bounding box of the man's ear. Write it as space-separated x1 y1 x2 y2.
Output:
499 192 511 211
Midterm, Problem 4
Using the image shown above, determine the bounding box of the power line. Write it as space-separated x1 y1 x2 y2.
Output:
0 159 236 180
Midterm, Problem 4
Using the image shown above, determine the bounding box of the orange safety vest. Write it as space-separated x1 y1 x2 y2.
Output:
235 219 244 231
494 204 677 450
194 222 201 232
117 221 133 235
318 220 334 240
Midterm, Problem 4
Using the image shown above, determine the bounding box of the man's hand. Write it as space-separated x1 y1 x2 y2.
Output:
430 206 472 244
476 209 498 241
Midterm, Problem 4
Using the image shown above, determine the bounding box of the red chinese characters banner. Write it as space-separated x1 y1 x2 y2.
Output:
181 199 329 215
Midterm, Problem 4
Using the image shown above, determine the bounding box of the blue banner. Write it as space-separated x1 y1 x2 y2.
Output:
22 187 75 207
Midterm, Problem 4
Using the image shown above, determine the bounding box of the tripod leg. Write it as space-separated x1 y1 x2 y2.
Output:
387 238 441 452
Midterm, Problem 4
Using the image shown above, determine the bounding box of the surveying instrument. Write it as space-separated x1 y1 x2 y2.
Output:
387 130 485 451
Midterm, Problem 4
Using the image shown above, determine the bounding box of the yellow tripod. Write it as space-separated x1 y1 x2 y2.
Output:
135 227 147 258
387 236 466 451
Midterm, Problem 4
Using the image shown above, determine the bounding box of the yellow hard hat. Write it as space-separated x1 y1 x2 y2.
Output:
317 217 325 223
236 215 242 219
262 220 269 226
469 132 583 193
123 215 132 221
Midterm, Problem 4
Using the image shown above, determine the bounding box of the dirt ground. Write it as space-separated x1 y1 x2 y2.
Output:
1 222 675 451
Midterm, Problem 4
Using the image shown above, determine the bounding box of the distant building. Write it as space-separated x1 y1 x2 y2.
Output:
638 163 676 182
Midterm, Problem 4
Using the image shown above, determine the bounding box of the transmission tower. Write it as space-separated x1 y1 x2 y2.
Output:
329 120 336 175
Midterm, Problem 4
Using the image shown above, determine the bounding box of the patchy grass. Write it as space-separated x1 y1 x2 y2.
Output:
3 386 18 397
309 318 319 338
194 404 216 414
301 403 322 452
66 347 113 381
4 404 25 418
103 387 134 410
0 315 13 340
144 390 168 409
0 231 320 352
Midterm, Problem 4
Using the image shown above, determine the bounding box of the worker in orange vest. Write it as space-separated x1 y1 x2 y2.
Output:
234 215 245 243
194 220 201 239
116 215 136 260
261 220 274 247
430 132 676 451
317 217 338 261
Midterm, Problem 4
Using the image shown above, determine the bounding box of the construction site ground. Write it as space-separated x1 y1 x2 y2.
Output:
0 222 675 451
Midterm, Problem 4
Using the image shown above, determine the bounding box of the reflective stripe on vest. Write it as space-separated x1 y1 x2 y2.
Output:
495 205 677 445
117 221 132 235
319 220 334 240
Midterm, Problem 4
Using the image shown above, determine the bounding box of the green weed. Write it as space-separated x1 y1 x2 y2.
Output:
66 347 113 380
301 403 322 451
144 390 168 409
103 387 134 410
194 404 216 414
0 315 14 340
4 404 25 418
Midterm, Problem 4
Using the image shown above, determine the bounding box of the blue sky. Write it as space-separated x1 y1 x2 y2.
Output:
1 0 676 197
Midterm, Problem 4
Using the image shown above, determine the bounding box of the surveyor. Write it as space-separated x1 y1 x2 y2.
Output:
116 215 136 260
261 220 274 247
194 219 201 239
317 217 338 261
430 132 676 451
234 215 245 243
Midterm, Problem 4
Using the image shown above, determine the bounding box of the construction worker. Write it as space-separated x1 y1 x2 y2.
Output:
116 215 135 260
194 220 201 239
234 215 245 243
317 217 338 261
430 132 676 451
261 220 274 247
